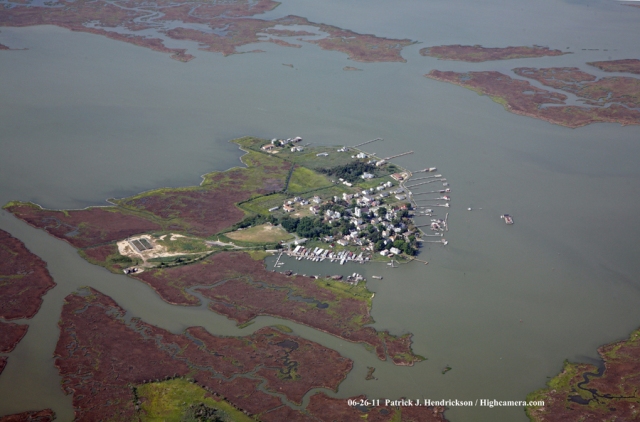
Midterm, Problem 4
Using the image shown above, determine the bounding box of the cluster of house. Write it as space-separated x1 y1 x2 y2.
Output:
271 178 402 215
348 152 388 167
270 195 323 214
320 199 415 251
261 136 303 152
365 211 414 254
338 181 407 205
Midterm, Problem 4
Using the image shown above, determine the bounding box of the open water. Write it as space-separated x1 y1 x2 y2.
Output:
1 0 640 420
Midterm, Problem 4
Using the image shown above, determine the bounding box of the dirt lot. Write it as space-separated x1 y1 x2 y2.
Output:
225 224 293 243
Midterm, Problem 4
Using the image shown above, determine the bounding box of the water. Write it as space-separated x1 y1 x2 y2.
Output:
1 0 640 420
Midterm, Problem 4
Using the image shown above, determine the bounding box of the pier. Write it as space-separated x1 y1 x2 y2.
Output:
405 179 446 188
411 257 429 265
414 201 450 208
411 190 449 196
383 150 413 161
352 138 382 148
414 197 448 202
425 239 448 245
413 167 437 173
273 250 284 268
406 175 442 183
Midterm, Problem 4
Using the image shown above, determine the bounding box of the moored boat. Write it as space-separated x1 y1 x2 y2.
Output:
501 214 514 225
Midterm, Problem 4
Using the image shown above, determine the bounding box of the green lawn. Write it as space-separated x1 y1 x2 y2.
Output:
287 166 333 193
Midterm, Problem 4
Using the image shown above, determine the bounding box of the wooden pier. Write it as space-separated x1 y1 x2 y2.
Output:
273 251 284 268
411 190 445 196
352 138 382 148
383 151 413 160
406 175 442 183
405 179 445 188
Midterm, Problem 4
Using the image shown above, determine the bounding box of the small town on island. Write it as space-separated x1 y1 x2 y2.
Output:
257 136 450 277
117 136 451 283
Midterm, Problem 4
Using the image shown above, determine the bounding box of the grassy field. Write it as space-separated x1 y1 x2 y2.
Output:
225 224 293 243
281 147 356 170
239 193 287 216
136 378 254 422
287 166 333 193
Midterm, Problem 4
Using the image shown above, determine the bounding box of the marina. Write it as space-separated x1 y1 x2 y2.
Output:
285 245 371 264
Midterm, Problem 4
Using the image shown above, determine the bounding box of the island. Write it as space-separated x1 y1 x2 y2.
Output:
0 409 55 422
4 136 430 365
419 45 569 62
425 69 640 128
0 0 414 62
0 230 56 418
0 323 28 355
513 67 640 108
0 229 56 321
53 287 446 421
588 59 640 75
526 326 640 421
0 229 56 375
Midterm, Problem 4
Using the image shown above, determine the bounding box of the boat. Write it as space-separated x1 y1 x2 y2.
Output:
372 275 383 279
501 214 514 225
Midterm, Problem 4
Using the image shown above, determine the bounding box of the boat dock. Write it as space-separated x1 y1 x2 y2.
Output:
273 250 284 268
405 179 446 188
412 167 437 173
383 150 414 161
352 138 382 148
424 239 448 245
411 189 450 196
286 245 370 264
406 174 442 183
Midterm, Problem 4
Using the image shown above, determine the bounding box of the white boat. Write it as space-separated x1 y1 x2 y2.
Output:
501 214 514 225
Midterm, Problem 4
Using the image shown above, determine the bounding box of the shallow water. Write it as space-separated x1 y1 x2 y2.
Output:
1 0 640 420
